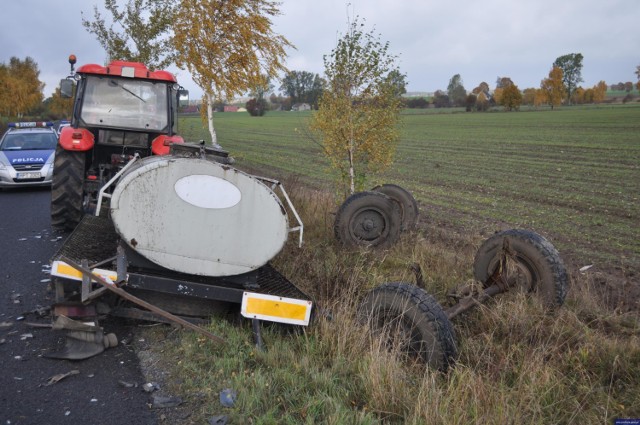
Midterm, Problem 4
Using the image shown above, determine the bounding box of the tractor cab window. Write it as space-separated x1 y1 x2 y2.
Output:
80 76 169 132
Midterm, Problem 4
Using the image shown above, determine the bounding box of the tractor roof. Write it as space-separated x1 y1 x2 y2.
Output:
76 61 177 83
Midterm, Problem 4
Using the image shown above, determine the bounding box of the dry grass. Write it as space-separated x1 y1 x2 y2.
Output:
140 180 640 424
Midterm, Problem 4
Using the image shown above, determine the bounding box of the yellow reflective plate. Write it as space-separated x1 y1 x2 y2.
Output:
50 261 119 284
241 292 312 326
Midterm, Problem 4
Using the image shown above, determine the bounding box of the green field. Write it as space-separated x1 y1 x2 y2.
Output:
179 105 640 283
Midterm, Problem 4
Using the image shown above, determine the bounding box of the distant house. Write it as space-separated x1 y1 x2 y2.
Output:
291 103 311 112
181 105 199 114
224 105 239 112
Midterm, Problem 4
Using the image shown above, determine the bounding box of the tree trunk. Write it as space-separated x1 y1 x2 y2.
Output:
348 110 355 194
206 93 219 148
348 143 355 195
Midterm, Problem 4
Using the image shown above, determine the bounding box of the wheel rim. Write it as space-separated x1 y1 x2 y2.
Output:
488 254 537 293
372 307 438 365
371 184 418 231
349 207 388 243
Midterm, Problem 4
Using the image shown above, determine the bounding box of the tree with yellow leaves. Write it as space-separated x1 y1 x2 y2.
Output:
540 66 566 109
173 0 292 147
310 17 403 195
500 83 523 111
522 88 537 106
494 77 522 111
593 81 607 103
48 87 74 119
0 57 44 117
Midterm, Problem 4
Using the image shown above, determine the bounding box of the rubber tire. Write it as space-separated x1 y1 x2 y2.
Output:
334 191 402 249
473 229 568 307
51 145 85 231
103 333 118 348
372 184 419 231
359 282 457 371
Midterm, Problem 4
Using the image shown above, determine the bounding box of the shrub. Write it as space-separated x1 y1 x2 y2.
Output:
465 94 477 112
406 97 430 109
246 98 267 116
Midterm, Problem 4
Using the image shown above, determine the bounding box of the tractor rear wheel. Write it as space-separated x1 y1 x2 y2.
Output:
51 145 85 231
359 282 457 371
473 229 568 307
372 184 419 231
334 191 401 249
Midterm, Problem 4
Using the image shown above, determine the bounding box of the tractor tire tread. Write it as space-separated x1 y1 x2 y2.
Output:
51 146 84 231
334 191 401 249
474 229 568 307
360 282 457 371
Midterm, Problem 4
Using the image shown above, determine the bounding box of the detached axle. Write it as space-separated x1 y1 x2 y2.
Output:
445 282 507 319
412 229 569 321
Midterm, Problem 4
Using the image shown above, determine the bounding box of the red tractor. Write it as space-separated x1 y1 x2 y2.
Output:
52 55 190 230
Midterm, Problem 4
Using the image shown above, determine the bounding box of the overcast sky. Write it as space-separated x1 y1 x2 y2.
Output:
1 0 638 99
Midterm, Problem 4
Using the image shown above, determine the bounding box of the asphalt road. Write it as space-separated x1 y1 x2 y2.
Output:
0 188 158 425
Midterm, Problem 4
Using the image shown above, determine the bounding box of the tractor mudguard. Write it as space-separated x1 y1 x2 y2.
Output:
151 134 185 155
58 126 95 151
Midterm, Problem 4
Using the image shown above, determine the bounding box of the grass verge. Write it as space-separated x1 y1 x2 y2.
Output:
138 180 640 424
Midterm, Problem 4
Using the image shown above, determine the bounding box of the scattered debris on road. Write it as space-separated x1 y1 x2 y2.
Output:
151 395 183 408
45 369 80 386
219 388 236 408
143 382 160 393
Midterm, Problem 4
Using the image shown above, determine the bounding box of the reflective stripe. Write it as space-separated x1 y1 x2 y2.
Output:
51 261 119 283
241 292 312 326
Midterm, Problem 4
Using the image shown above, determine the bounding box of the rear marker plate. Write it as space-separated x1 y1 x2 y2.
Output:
241 292 312 326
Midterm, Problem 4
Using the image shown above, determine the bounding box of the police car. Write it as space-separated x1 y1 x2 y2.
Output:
56 120 70 136
0 122 58 189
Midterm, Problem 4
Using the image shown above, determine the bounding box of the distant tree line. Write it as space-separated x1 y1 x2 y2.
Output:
4 51 640 121
426 53 639 111
610 82 635 92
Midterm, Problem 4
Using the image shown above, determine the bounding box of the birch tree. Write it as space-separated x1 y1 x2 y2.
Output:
82 0 177 69
173 0 292 147
0 57 44 117
48 88 74 118
310 17 403 195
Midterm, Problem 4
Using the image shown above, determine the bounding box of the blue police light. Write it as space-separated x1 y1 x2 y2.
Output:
8 122 54 128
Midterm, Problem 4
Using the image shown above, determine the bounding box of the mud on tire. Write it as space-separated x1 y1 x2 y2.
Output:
334 191 402 249
51 145 85 231
473 229 568 307
359 282 457 371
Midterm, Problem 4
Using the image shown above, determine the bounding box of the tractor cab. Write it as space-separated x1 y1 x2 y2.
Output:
52 55 185 230
61 58 183 156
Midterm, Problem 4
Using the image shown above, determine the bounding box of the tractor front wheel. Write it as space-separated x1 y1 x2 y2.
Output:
51 145 85 231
